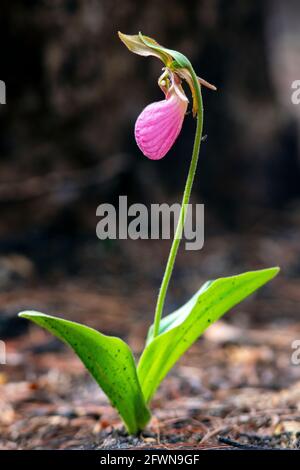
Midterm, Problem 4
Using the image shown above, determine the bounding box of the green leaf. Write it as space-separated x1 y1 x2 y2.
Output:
146 281 212 344
18 311 150 434
138 267 279 403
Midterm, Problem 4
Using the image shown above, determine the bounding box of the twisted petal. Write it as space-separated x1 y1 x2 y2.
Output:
135 92 188 160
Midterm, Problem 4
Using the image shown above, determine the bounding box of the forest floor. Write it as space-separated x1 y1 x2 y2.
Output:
1 221 300 449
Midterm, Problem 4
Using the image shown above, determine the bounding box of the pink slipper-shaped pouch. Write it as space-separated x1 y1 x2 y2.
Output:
134 89 188 160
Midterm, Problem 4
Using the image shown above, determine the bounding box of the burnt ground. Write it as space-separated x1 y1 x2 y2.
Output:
1 210 300 450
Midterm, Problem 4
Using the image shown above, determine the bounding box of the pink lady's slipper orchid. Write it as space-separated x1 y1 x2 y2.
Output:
18 32 279 440
118 31 216 160
135 72 188 160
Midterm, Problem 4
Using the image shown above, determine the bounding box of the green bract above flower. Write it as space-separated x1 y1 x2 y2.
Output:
118 31 216 116
118 31 174 66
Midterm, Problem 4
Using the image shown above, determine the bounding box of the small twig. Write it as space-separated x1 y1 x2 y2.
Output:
218 436 284 450
199 426 232 445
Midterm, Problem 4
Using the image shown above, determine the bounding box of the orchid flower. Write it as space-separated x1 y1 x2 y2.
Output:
119 32 216 160
134 71 188 160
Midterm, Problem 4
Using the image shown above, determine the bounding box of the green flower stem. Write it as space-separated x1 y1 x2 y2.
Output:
153 67 204 338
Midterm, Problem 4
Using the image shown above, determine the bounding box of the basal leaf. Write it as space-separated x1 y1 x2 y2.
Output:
138 267 279 403
19 311 150 434
146 281 212 344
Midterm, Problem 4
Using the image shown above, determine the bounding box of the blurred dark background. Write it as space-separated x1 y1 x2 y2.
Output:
0 0 300 333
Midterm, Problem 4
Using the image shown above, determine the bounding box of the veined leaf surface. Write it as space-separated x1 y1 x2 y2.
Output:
19 311 150 434
138 267 279 403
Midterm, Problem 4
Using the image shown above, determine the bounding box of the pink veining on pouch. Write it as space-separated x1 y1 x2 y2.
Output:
134 91 188 160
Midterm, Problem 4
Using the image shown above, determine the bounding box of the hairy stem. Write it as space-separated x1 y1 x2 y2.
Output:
153 67 204 338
